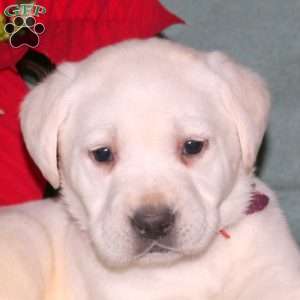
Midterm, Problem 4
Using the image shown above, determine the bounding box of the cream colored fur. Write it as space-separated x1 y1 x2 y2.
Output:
0 38 300 299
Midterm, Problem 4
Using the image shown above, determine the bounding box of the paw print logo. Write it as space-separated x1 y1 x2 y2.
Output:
4 16 45 48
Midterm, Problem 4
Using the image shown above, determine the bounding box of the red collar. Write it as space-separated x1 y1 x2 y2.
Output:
245 191 269 215
219 191 269 239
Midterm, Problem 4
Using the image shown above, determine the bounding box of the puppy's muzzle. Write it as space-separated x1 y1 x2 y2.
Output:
130 206 175 240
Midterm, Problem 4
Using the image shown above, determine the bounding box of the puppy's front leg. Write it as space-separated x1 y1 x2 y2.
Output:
240 290 300 300
237 273 300 300
0 211 52 300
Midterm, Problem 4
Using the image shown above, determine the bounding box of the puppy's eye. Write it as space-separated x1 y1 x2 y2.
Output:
91 147 113 162
182 140 205 155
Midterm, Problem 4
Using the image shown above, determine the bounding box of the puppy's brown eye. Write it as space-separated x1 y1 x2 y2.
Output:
182 140 204 155
92 147 113 162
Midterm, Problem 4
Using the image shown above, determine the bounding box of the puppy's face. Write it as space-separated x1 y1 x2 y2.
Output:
60 71 240 267
21 39 270 268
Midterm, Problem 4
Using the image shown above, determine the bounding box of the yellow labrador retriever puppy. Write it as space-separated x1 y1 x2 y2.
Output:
1 38 300 300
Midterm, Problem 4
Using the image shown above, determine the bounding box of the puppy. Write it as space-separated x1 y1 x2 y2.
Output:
0 38 300 300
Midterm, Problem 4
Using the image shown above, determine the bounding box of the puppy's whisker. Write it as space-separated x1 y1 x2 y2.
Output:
133 243 156 261
153 242 182 253
133 242 183 261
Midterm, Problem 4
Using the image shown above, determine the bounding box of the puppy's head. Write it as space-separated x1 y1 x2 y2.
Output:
21 39 270 268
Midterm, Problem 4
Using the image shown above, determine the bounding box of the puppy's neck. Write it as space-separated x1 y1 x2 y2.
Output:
219 171 255 230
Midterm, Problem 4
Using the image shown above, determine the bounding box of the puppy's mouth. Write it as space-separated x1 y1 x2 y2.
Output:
131 241 184 266
137 241 181 258
148 244 170 254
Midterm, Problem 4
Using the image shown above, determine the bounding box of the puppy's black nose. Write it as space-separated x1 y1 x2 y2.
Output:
131 206 175 240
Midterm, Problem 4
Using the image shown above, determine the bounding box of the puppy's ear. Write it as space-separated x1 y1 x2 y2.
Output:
207 52 271 173
20 63 77 189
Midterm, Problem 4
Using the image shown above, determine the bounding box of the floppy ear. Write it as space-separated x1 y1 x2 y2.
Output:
206 52 271 173
20 63 77 189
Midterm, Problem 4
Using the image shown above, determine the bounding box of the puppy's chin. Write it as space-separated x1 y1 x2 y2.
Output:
103 244 213 269
133 251 183 268
96 250 185 270
91 236 216 270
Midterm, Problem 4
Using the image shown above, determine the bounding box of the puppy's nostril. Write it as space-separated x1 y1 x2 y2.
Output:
131 206 175 240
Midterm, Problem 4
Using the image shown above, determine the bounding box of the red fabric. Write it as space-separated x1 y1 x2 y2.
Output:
0 69 45 205
0 0 184 205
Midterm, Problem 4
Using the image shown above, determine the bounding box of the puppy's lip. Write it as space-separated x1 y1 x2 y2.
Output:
148 244 170 254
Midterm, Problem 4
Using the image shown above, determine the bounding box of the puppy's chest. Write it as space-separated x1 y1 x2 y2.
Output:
95 266 224 300
48 251 234 300
57 246 224 300
54 249 226 300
